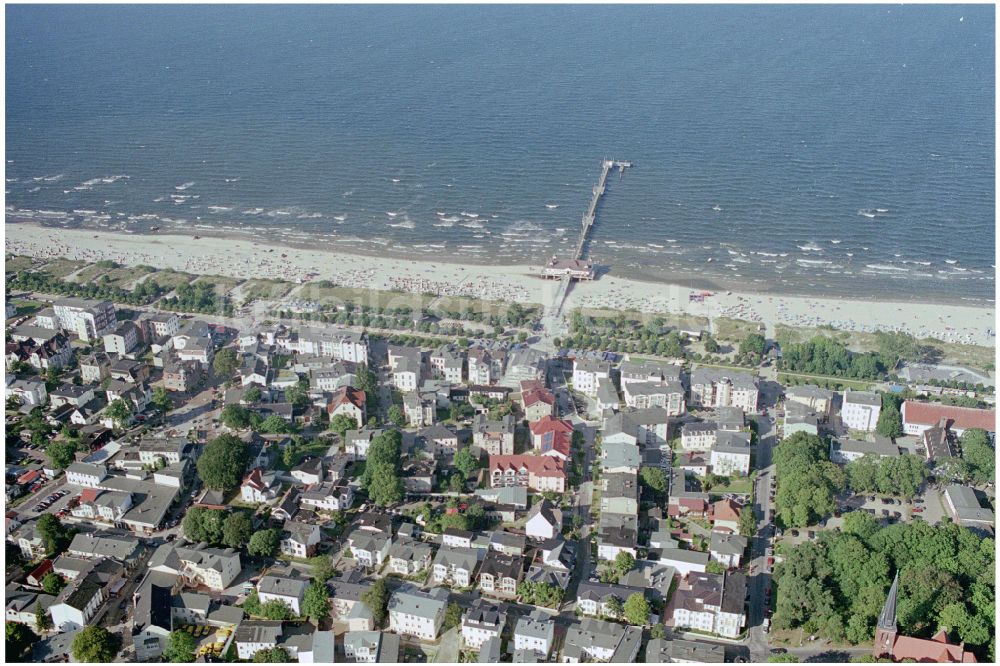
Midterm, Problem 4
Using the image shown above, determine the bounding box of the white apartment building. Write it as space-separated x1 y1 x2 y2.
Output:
388 586 448 641
841 390 882 432
690 368 759 412
572 359 612 397
53 297 116 341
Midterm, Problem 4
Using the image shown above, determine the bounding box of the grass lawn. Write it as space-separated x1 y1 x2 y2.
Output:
714 317 765 342
5 254 37 273
39 257 89 278
150 268 196 290
241 279 296 301
275 438 330 471
709 477 753 495
777 372 873 391
193 275 243 296
11 299 44 317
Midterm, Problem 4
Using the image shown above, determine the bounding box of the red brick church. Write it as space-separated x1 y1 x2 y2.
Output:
873 572 977 663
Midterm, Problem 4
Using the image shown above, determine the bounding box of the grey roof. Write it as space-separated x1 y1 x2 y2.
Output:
721 572 747 614
577 580 644 604
714 406 745 430
514 609 553 640
843 389 881 406
234 621 283 645
713 430 751 454
833 437 900 458
646 638 724 664
657 546 711 565
786 384 834 401
710 531 748 557
433 545 479 572
877 571 899 631
68 532 140 561
258 574 308 599
682 421 717 435
601 441 641 470
463 599 508 629
490 530 527 551
388 584 449 620
944 485 995 525
691 367 757 390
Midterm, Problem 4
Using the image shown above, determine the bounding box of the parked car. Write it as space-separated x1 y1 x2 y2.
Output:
912 507 924 513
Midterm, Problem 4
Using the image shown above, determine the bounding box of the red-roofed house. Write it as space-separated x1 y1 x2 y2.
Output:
874 572 977 663
27 559 54 587
240 468 280 504
901 401 996 437
327 386 367 428
78 488 101 504
709 499 742 533
522 387 556 421
489 454 566 493
529 416 574 450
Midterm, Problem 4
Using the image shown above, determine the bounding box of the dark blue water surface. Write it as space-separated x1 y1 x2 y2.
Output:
6 4 995 302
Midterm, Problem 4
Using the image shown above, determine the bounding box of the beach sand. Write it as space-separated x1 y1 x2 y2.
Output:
5 222 995 347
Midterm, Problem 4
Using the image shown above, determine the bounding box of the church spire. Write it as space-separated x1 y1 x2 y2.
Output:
878 571 900 632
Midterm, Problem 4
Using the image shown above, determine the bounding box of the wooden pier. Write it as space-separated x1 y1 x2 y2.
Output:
574 159 631 259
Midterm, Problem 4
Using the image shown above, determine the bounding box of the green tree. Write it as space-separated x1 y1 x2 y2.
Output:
605 596 623 619
768 655 800 663
213 348 239 377
220 404 255 429
640 466 668 494
876 397 903 439
958 429 994 484
355 363 378 397
623 593 651 626
329 413 357 439
739 505 757 537
302 581 332 623
447 473 465 494
243 385 262 404
387 405 406 428
650 623 667 639
242 590 262 616
247 529 281 558
362 578 389 626
183 507 226 544
259 414 293 434
740 332 767 358
253 647 290 663
164 630 197 663
309 554 336 583
443 602 463 631
615 551 635 576
71 626 121 663
706 560 727 575
44 439 79 470
149 388 171 414
6 621 39 660
41 572 65 595
774 432 845 527
260 599 294 620
105 398 133 429
222 511 254 549
36 514 72 556
196 433 249 491
35 605 52 633
454 446 481 478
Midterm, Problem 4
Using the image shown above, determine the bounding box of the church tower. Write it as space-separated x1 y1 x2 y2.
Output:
873 571 900 659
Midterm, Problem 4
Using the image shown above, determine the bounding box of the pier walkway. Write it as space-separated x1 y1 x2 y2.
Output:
574 159 631 259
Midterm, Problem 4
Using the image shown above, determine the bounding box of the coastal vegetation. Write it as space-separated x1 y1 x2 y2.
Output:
844 454 928 499
772 516 994 661
7 267 166 306
778 336 886 380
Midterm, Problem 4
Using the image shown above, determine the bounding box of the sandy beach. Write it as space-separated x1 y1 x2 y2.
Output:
5 222 996 347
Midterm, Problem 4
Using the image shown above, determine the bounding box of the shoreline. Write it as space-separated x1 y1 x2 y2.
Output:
5 221 996 348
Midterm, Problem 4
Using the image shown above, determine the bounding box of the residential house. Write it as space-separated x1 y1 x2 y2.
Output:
5 377 48 408
257 574 308 616
710 532 748 568
79 352 112 383
301 481 354 512
462 599 508 650
327 386 367 428
48 572 106 630
388 585 449 641
525 499 563 541
681 421 717 451
280 521 322 559
52 297 116 341
473 414 516 456
572 359 611 397
291 457 324 486
148 542 242 591
103 321 140 356
430 345 465 384
667 468 709 519
522 387 556 422
387 539 435 576
241 468 281 504
709 499 743 534
670 571 746 639
347 529 392 569
345 428 385 461
710 430 752 476
431 546 479 588
575 581 646 619
513 609 554 660
561 618 643 664
785 385 834 420
418 424 460 457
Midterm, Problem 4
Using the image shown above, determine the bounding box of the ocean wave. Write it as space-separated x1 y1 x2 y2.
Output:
207 206 233 213
175 181 195 191
864 264 909 273
388 220 416 229
243 208 265 215
797 243 823 252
